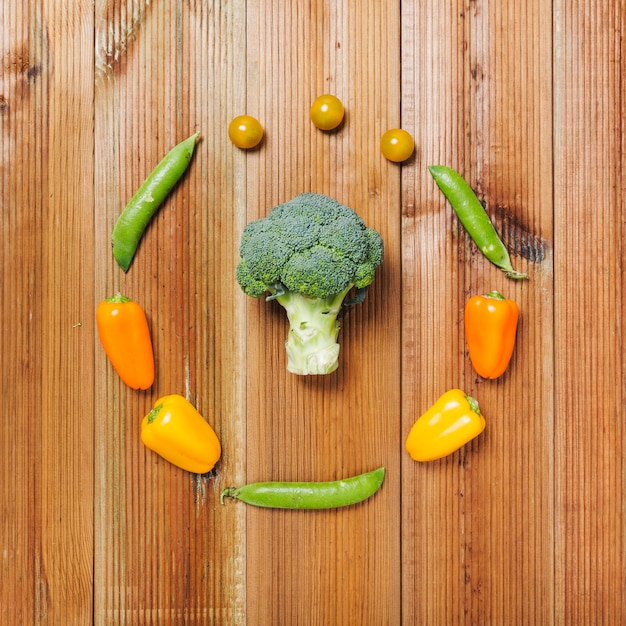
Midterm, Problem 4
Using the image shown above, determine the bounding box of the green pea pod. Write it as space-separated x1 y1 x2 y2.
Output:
428 165 527 280
112 132 200 272
220 467 385 509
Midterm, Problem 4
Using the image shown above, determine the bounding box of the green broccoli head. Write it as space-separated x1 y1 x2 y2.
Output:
236 192 384 299
236 192 384 375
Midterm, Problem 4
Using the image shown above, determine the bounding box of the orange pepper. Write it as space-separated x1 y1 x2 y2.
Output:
96 294 155 389
464 290 519 379
141 394 221 474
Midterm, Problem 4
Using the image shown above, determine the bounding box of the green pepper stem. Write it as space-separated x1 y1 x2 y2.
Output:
105 293 132 303
485 290 506 300
146 403 163 424
466 395 481 415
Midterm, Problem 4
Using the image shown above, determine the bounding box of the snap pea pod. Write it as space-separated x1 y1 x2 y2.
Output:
112 132 200 272
428 165 527 280
220 467 385 509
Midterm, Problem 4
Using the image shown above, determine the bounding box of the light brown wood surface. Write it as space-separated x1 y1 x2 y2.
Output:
1 1 623 624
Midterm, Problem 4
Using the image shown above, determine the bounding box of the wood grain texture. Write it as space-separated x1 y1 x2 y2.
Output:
1 1 95 624
1 0 624 624
554 1 626 623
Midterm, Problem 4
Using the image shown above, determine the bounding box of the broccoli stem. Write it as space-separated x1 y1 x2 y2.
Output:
275 285 353 375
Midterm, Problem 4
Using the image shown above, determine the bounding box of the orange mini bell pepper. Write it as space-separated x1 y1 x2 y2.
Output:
406 389 486 462
96 294 155 389
464 290 519 379
141 394 221 474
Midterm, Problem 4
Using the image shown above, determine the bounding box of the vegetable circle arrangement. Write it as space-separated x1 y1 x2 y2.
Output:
96 92 530 512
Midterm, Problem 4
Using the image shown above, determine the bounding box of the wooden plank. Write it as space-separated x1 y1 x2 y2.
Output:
240 1 402 623
1 1 624 622
1 1 95 623
0 4 46 622
94 1 247 622
401 0 554 623
553 1 626 622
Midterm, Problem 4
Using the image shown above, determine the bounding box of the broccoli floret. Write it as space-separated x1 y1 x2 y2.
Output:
236 192 384 375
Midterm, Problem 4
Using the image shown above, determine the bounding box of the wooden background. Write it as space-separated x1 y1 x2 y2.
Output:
1 0 624 624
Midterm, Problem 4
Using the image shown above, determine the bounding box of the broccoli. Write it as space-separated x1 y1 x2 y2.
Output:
236 192 384 375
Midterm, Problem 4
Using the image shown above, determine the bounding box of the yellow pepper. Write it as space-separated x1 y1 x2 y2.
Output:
405 389 486 462
464 290 519 379
141 394 221 474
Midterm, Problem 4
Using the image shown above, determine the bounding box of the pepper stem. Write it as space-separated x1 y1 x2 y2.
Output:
146 403 163 424
105 293 132 303
466 395 481 415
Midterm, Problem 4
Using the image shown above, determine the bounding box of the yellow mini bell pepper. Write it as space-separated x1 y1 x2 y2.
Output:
141 394 221 474
405 389 486 462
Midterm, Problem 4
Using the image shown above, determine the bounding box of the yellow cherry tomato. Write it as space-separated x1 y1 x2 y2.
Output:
228 115 264 149
380 128 415 162
309 94 345 131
